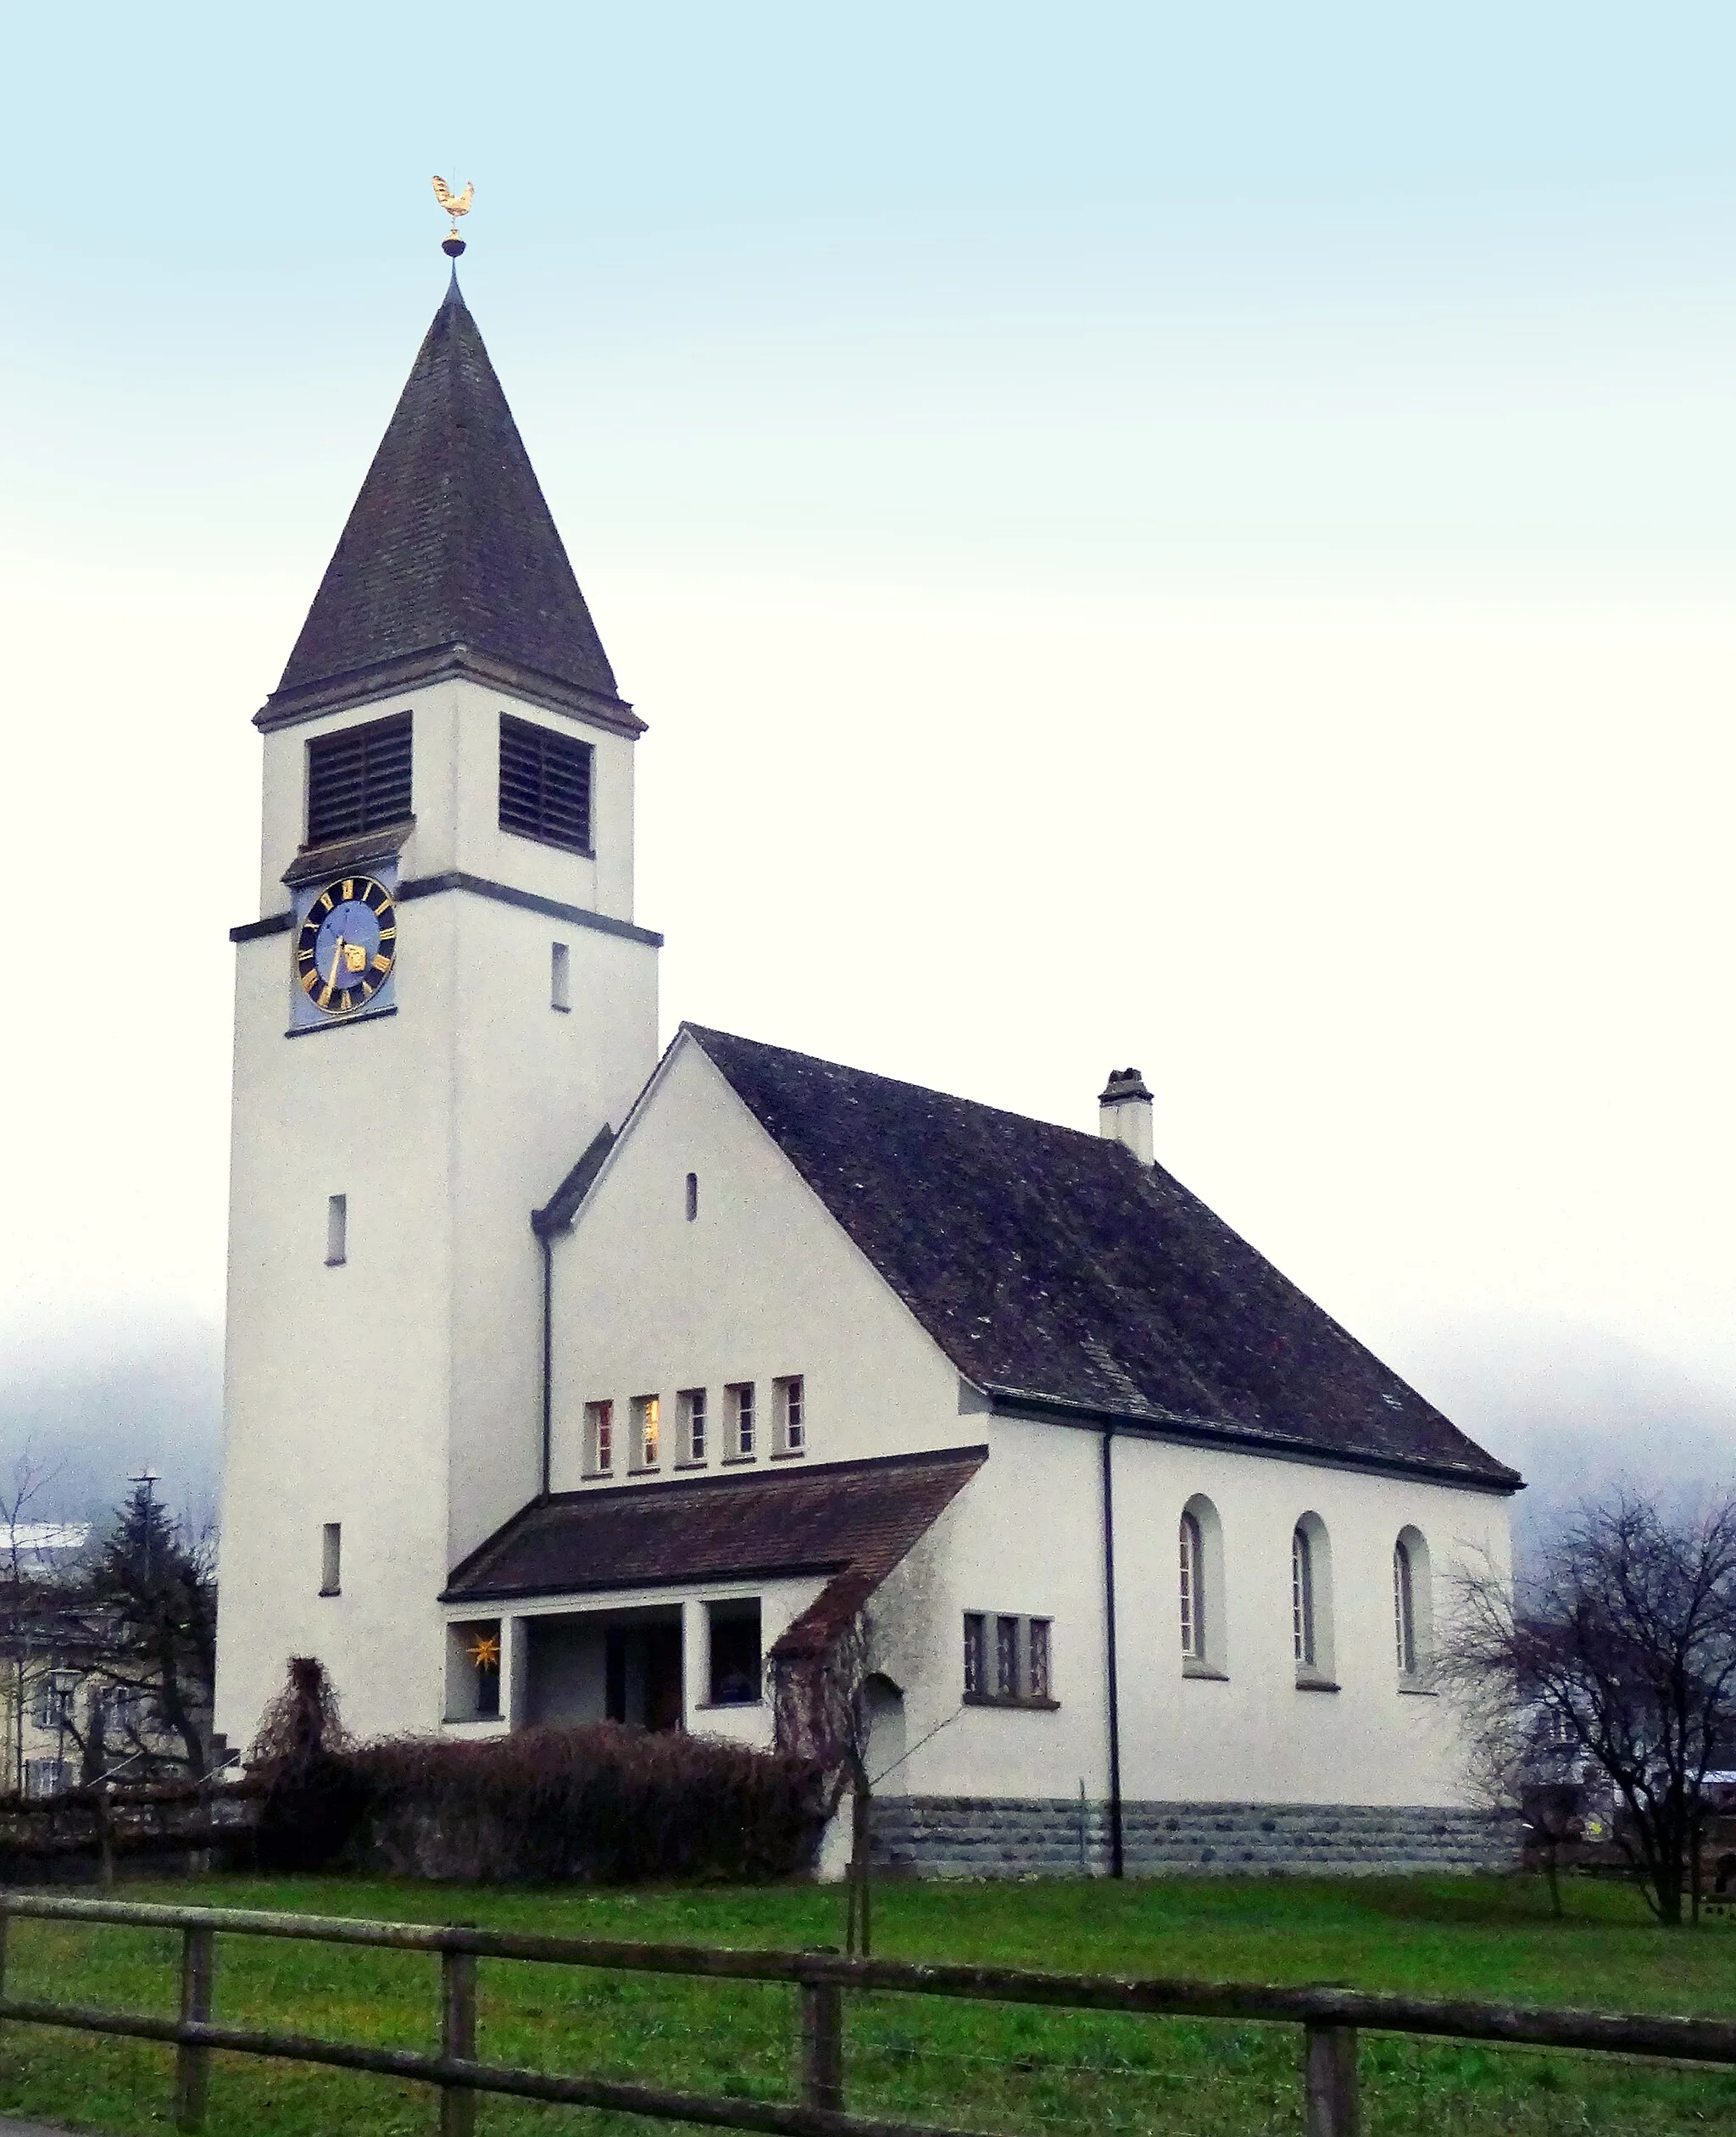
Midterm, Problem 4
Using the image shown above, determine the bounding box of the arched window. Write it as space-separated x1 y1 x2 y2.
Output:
1393 1526 1433 1684
1291 1512 1335 1685
1179 1512 1205 1659
1178 1495 1227 1677
1393 1539 1416 1675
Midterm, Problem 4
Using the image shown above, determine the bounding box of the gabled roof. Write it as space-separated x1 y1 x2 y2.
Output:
443 1447 987 1658
682 1025 1520 1492
261 277 636 732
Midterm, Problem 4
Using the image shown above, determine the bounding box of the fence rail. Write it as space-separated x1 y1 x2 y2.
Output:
2 1891 1734 2137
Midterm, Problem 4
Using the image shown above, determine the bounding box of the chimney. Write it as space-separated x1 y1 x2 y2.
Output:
1098 1067 1154 1166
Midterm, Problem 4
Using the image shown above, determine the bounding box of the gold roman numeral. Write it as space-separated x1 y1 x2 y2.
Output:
317 984 334 1010
342 879 353 901
371 952 392 973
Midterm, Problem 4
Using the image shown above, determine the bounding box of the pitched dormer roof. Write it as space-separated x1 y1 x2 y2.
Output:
682 1024 1521 1492
260 277 637 733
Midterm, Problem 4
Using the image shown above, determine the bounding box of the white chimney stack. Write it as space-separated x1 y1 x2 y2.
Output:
1098 1067 1154 1166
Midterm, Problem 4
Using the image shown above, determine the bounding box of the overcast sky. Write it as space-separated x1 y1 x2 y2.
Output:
5 3 1736 1514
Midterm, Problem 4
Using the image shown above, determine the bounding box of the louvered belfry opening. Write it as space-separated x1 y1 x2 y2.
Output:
305 712 414 846
498 712 593 854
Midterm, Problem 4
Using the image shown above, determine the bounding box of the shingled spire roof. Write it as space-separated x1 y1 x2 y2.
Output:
259 277 638 732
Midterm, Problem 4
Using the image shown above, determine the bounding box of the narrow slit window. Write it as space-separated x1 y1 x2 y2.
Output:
1027 1618 1051 1700
320 1522 342 1596
1394 1540 1416 1676
995 1615 1021 1699
685 1171 698 1222
1179 1512 1204 1659
551 942 571 1011
326 1194 348 1266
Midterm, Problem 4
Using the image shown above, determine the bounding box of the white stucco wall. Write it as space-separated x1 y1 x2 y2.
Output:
866 1416 1512 1809
216 676 658 1752
547 1036 970 1489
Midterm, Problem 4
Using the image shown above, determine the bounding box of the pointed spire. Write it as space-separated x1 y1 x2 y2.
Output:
260 283 638 733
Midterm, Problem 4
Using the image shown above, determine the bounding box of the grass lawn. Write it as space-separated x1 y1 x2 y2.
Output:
0 1873 1733 2135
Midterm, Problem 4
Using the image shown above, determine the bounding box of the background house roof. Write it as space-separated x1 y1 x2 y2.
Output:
443 1446 986 1658
686 1025 1520 1490
263 279 632 727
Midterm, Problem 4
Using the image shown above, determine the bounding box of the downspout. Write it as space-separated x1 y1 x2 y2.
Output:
537 1227 554 1500
1101 1422 1124 1878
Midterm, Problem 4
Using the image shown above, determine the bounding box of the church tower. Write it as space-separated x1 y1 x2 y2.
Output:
214 274 660 1745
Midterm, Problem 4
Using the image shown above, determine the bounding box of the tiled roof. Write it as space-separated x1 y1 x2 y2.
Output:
263 278 632 727
442 1446 987 1656
685 1026 1520 1491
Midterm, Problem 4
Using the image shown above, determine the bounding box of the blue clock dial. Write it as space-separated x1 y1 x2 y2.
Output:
295 877 397 1016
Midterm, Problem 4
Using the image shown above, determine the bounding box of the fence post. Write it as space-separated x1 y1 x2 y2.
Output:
0 1898 10 2056
1304 2022 1360 2137
173 1924 214 2133
440 1944 479 2137
798 1974 845 2112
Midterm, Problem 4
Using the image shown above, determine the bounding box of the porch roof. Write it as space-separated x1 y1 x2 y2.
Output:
442 1445 987 1657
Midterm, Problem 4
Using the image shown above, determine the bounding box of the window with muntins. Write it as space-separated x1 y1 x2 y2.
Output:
632 1395 660 1469
586 1400 614 1475
729 1383 755 1458
306 712 412 846
775 1375 805 1455
499 714 593 854
679 1388 707 1463
1292 1526 1316 1669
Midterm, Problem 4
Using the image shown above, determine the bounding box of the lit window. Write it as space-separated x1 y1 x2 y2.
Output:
326 1193 348 1266
1292 1525 1316 1669
1179 1511 1204 1659
632 1395 660 1469
776 1375 805 1455
586 1400 615 1476
679 1388 707 1463
320 1522 342 1596
551 941 571 1011
729 1383 755 1458
963 1613 986 1696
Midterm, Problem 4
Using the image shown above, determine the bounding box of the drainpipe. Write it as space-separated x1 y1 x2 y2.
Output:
1101 1423 1124 1879
537 1229 554 1500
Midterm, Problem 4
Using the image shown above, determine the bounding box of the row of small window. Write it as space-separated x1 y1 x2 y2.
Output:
584 1377 806 1475
305 710 594 857
29 1672 147 1732
962 1612 1055 1708
1176 1502 1433 1685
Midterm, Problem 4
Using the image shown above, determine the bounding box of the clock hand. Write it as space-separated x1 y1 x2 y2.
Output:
326 935 347 993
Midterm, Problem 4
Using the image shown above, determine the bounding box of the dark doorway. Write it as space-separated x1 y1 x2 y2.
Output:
644 1622 683 1732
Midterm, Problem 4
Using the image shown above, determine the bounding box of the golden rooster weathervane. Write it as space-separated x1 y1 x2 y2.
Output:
431 175 475 259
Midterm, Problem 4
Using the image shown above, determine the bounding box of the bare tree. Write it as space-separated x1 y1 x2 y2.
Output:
1444 1489 1736 1926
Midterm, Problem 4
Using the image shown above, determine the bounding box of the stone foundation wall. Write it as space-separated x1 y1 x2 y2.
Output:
871 1795 1516 1878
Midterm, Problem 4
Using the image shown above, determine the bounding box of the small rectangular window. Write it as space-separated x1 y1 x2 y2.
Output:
499 714 593 854
320 1522 342 1596
632 1394 660 1469
680 1388 707 1463
551 941 571 1011
707 1600 763 1705
729 1383 755 1458
326 1194 348 1266
685 1171 698 1221
963 1613 986 1696
586 1400 615 1475
306 711 412 847
775 1375 805 1455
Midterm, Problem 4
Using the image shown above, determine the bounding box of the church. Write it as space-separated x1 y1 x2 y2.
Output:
214 262 1522 1877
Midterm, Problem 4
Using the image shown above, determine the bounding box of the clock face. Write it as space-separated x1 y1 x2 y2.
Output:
295 877 397 1016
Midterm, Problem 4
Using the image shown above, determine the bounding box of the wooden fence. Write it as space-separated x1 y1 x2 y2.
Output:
3 1892 1736 2137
